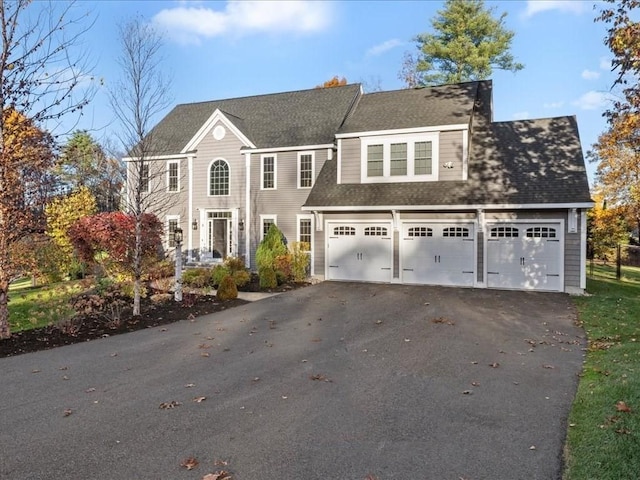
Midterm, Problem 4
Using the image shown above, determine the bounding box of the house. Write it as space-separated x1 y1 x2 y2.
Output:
127 80 593 293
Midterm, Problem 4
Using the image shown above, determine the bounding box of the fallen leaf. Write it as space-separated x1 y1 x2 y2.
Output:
58 366 69 371
85 388 96 393
62 375 69 381
310 374 332 382
252 377 260 382
543 364 555 369
63 408 73 417
110 352 118 357
404 338 411 342
489 362 500 368
213 460 229 466
159 401 182 409
199 343 212 349
616 401 632 413
375 320 383 325
529 445 536 450
201 352 210 357
193 396 207 403
471 381 480 387
202 471 232 480
462 390 472 395
181 457 199 470
185 383 196 388
187 313 195 320
32 369 41 373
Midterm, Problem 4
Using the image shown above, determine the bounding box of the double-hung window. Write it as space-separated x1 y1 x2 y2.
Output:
260 215 277 240
361 132 439 182
167 216 179 248
298 152 314 188
140 163 150 192
167 161 179 192
262 155 276 190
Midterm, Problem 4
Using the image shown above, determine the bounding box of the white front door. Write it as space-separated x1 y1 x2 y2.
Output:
201 211 233 261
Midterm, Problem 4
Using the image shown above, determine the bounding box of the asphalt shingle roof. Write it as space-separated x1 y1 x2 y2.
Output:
305 115 591 208
338 82 478 134
145 84 361 155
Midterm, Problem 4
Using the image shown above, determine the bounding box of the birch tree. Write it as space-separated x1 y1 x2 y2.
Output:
110 16 172 316
0 0 95 339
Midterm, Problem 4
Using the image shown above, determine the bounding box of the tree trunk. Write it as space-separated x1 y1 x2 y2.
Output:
0 278 10 339
132 214 142 316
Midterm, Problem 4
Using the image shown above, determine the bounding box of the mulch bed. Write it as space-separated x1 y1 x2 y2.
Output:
0 277 308 358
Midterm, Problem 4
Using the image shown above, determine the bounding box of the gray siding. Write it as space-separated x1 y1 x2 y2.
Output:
249 148 329 270
438 130 464 180
339 138 360 183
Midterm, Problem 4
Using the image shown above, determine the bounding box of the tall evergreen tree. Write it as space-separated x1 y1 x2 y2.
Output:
400 0 523 87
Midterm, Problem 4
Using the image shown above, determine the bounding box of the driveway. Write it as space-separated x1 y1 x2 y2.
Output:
0 282 585 480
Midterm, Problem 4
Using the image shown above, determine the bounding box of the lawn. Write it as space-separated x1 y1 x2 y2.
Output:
7 278 83 332
564 264 640 479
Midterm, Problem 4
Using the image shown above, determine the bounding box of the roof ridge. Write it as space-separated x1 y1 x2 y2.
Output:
175 83 363 108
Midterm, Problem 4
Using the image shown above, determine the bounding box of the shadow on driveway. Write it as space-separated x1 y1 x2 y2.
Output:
0 282 585 480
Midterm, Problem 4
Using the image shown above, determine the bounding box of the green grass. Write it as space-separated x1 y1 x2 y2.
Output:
8 278 84 332
564 264 640 479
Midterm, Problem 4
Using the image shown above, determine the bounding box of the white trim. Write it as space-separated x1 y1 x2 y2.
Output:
166 215 180 249
182 109 255 153
297 151 315 189
483 219 565 292
166 160 180 193
398 219 477 288
297 214 315 276
208 158 231 197
259 214 277 241
244 152 251 269
302 202 594 212
260 153 277 190
337 139 342 185
580 209 587 290
462 129 469 181
336 124 469 139
123 154 188 162
360 132 439 183
246 143 334 154
187 154 194 261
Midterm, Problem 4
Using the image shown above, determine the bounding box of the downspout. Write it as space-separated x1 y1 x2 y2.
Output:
187 154 194 262
244 152 251 269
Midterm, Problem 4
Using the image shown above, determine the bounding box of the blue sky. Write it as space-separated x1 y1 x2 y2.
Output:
69 0 617 183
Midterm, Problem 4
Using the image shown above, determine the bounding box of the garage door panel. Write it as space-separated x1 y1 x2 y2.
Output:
401 222 475 287
486 223 562 292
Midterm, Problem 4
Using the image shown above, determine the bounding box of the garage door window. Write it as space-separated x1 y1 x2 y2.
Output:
526 227 556 238
334 226 356 236
364 226 388 236
443 227 470 237
408 226 433 237
490 226 519 238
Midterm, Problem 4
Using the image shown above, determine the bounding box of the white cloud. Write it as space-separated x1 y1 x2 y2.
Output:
581 69 600 80
543 101 564 109
153 0 333 44
512 111 530 119
572 90 614 110
366 39 404 57
523 1 588 18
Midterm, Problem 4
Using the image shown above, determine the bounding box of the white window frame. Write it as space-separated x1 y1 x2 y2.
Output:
167 160 180 192
208 158 230 197
140 162 150 193
297 214 314 275
297 151 315 189
360 132 439 183
166 215 180 249
259 214 277 241
261 154 277 190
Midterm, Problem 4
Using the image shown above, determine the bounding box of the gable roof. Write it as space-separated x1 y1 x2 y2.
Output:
304 115 592 209
337 82 479 135
143 84 362 155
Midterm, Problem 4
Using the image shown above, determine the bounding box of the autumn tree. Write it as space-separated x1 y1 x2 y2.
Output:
0 0 95 338
399 0 523 87
316 76 347 88
587 192 629 261
45 186 97 277
69 212 162 278
110 16 172 316
592 1 640 237
58 131 125 212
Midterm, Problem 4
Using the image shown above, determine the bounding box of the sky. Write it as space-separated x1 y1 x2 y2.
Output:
60 0 619 184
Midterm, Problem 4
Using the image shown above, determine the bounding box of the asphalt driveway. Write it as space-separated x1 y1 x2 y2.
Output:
0 282 585 480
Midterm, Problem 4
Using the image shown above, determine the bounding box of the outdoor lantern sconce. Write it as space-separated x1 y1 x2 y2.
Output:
174 227 183 245
239 219 245 231
192 219 198 230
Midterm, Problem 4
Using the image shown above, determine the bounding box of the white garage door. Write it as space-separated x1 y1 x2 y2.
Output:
486 224 562 291
326 222 392 282
400 222 475 287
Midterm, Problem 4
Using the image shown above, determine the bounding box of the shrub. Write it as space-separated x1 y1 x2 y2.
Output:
146 260 174 281
256 224 287 271
70 283 129 327
216 275 238 301
274 253 293 283
290 242 310 282
259 267 277 289
211 264 230 288
224 256 246 273
232 269 251 288
181 268 211 289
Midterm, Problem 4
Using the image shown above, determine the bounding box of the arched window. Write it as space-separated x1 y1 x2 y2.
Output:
209 159 229 196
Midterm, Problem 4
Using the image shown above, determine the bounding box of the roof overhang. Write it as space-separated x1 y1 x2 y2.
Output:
336 123 469 139
302 202 594 212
